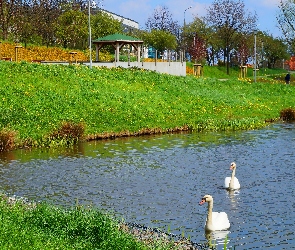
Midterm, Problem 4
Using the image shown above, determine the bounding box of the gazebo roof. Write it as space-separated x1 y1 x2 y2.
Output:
92 33 143 62
92 33 143 43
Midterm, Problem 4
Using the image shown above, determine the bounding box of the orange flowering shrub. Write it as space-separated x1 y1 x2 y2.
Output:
186 66 194 75
142 58 169 62
285 56 295 70
0 42 88 62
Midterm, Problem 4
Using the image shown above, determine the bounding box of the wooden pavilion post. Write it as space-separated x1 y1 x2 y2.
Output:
116 42 120 62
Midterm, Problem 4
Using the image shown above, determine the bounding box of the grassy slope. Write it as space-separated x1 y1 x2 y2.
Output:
0 196 151 250
0 61 294 148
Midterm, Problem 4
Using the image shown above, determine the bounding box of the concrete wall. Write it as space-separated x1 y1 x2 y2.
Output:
84 61 186 76
41 61 186 76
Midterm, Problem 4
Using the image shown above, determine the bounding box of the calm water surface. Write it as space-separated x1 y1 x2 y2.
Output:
0 123 294 249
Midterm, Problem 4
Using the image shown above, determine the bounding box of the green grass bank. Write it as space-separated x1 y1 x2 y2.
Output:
0 195 171 250
0 61 294 150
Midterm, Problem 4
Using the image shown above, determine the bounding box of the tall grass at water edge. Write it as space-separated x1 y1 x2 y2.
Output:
0 60 294 150
0 195 152 250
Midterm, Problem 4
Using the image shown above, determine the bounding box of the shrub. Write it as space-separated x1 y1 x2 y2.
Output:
280 108 295 121
49 121 85 143
0 129 17 152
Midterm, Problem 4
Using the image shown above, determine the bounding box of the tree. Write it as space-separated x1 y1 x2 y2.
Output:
261 33 289 68
0 0 22 40
91 10 123 39
277 0 295 53
15 1 35 46
187 34 207 64
144 6 179 55
33 0 62 47
54 10 88 49
235 35 252 66
206 0 257 74
145 5 179 37
183 17 205 62
141 29 177 55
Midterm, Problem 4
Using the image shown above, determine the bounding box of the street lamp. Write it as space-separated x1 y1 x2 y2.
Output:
254 30 257 82
88 0 93 69
184 6 192 26
183 6 192 61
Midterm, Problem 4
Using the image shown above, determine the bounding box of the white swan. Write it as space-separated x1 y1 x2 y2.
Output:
199 194 230 232
224 162 240 190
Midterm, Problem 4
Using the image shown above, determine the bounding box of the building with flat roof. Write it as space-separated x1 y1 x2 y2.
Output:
93 7 139 32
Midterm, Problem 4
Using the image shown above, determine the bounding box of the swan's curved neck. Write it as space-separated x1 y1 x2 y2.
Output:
206 200 213 225
229 168 236 188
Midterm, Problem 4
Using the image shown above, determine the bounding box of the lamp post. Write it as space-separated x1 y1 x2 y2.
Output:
184 6 192 26
254 30 257 82
261 41 264 69
88 0 92 69
183 6 192 61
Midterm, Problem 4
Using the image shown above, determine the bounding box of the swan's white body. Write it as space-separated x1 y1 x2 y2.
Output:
199 195 230 232
224 162 240 190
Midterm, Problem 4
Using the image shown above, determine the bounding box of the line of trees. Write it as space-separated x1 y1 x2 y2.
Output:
141 0 290 72
0 0 124 48
0 0 292 71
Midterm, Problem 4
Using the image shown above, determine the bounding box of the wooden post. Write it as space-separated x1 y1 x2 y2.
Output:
253 68 259 78
137 45 141 63
69 52 78 64
116 42 120 62
15 45 22 62
193 64 202 77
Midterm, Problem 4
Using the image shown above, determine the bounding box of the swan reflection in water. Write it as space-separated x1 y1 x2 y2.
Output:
226 189 240 209
205 230 230 248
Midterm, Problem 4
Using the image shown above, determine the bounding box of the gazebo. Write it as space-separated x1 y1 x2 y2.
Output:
92 33 144 62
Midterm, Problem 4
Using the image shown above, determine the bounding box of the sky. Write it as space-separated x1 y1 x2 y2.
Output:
98 0 283 37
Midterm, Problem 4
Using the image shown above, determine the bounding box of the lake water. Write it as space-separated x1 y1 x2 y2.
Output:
0 122 294 249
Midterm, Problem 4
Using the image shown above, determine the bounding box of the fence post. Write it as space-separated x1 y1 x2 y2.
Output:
15 45 22 62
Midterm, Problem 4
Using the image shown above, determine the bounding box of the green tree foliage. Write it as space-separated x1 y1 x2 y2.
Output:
145 5 180 48
0 0 126 50
141 29 177 54
205 0 257 74
91 10 123 39
260 32 289 68
54 10 88 49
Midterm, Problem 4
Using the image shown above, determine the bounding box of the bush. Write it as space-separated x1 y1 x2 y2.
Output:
280 108 295 121
0 129 17 152
49 121 85 143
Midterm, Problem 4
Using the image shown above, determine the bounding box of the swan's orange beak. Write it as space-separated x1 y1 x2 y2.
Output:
199 199 206 205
